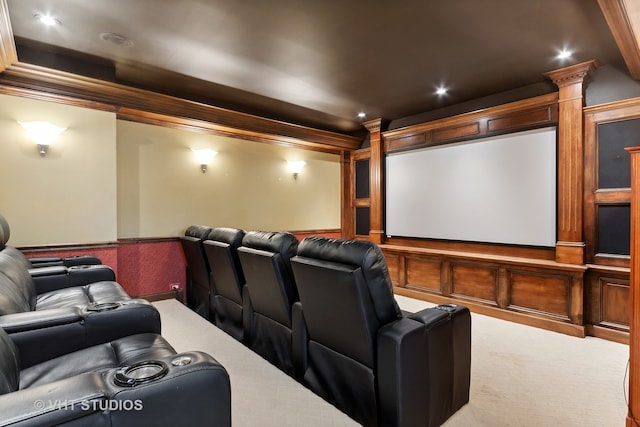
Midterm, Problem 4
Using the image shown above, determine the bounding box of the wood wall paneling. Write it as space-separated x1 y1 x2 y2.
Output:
508 270 571 320
450 263 498 305
383 93 559 154
405 256 442 293
625 145 640 427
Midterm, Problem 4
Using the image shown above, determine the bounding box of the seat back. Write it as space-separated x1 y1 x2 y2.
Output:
180 225 212 318
0 327 20 395
291 236 401 426
238 231 298 374
203 227 245 340
0 214 34 272
0 251 36 314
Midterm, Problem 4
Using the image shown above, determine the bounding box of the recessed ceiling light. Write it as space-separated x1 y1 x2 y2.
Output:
357 112 366 119
99 32 134 47
34 14 61 26
556 48 572 60
435 86 448 96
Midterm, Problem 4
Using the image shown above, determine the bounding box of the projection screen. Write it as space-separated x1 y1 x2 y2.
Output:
385 127 557 247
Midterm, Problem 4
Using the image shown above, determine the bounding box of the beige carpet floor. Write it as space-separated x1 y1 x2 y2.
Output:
154 295 629 426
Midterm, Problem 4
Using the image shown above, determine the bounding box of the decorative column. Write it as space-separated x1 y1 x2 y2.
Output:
625 146 640 427
544 60 598 264
363 118 385 244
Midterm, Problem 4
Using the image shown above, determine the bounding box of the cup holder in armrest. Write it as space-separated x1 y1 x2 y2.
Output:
114 360 169 387
434 303 458 312
86 302 121 312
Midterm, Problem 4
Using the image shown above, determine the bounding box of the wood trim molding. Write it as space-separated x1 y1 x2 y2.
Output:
626 145 640 426
0 0 16 72
382 93 559 152
598 0 640 80
0 62 361 152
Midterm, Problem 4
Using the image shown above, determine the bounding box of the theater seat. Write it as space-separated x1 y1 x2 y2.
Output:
180 225 213 319
291 237 471 427
203 227 246 340
238 230 299 376
0 234 161 369
0 326 231 426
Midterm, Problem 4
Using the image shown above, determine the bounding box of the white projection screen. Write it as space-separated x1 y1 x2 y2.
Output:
385 127 557 247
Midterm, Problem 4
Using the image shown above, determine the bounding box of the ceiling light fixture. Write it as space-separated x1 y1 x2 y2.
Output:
357 112 366 119
34 14 61 26
435 86 448 96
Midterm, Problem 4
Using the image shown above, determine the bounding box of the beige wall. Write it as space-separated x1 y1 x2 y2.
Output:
116 120 341 238
0 94 117 246
0 93 341 246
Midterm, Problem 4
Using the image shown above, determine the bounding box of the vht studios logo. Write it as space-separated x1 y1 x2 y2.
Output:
34 399 144 411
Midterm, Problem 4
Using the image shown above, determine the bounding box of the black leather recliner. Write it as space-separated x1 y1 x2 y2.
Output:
203 227 246 341
180 225 213 319
290 236 471 427
238 230 299 376
0 326 231 426
0 214 104 269
0 232 161 368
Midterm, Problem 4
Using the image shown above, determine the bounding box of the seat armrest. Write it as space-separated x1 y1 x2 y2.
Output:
242 284 253 345
408 306 452 327
106 351 231 427
26 256 64 267
291 301 308 381
84 301 162 346
27 255 103 268
0 307 83 333
67 265 115 286
1 308 87 369
0 372 109 427
28 265 68 276
31 265 116 294
377 313 449 427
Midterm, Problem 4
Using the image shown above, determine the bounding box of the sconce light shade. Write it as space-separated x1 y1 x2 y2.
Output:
288 160 306 180
192 148 218 173
18 121 67 157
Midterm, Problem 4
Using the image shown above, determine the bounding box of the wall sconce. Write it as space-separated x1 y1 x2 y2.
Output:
287 160 306 180
18 121 67 157
192 148 218 173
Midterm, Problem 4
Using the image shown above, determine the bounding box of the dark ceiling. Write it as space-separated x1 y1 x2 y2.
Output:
4 0 629 135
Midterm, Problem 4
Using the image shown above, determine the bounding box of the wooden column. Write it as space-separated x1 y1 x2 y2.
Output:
625 146 640 427
363 118 385 244
340 149 351 238
544 60 598 264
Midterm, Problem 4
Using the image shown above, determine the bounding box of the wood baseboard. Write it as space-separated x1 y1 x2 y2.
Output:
140 289 184 304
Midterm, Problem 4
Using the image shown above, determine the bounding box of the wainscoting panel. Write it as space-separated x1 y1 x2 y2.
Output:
382 244 587 336
450 263 499 305
406 256 442 293
508 270 571 320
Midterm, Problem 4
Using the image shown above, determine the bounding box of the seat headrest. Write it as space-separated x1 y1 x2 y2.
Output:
0 214 9 249
296 236 401 323
241 231 298 261
207 227 245 247
184 225 213 240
